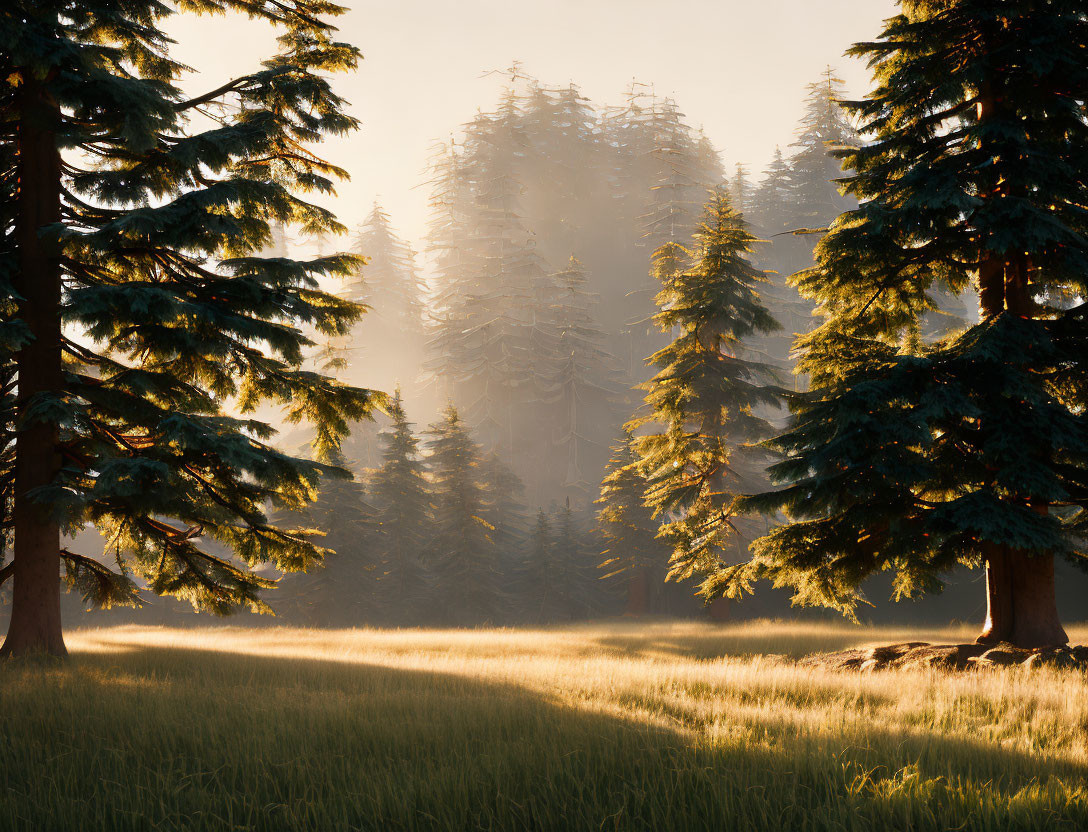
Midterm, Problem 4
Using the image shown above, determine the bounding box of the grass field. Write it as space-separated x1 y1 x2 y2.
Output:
2 620 1087 831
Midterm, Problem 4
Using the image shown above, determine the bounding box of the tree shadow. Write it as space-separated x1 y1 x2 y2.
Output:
1 640 1085 831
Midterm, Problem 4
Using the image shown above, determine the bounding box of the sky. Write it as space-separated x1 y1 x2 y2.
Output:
167 0 898 252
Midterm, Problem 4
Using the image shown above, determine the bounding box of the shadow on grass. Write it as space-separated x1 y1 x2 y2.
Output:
1 642 1085 832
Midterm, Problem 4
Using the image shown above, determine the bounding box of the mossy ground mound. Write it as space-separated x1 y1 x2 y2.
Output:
802 641 1088 672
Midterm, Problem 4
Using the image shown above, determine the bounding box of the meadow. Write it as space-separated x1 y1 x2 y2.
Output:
1 620 1086 831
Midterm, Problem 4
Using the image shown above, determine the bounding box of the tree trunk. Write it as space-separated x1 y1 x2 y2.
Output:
623 567 650 616
977 545 1068 648
707 597 729 622
1 73 66 660
971 75 1067 650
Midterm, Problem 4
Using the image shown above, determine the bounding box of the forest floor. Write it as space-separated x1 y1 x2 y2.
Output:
1 620 1087 831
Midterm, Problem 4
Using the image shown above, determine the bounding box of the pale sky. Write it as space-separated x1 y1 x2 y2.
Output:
168 0 898 251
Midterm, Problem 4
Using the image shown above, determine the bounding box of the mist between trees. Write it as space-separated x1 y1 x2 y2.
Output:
254 70 863 627
20 60 1088 634
49 68 1002 630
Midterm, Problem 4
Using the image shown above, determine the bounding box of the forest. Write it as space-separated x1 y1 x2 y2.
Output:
2 1 1088 830
205 69 890 626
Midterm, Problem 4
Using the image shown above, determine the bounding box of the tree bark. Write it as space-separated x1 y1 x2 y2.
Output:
977 544 1068 648
1 72 67 659
968 75 1068 650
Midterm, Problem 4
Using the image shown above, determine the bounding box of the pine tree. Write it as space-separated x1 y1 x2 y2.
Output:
741 0 1088 648
425 97 551 458
422 138 477 405
550 498 597 618
1 0 376 656
785 68 856 245
634 189 781 604
523 509 553 619
425 405 504 624
603 87 724 376
748 72 859 394
536 257 625 503
478 449 528 587
275 450 379 626
596 427 669 616
524 498 595 622
344 203 426 395
369 390 431 623
729 163 753 216
750 148 791 237
519 82 604 267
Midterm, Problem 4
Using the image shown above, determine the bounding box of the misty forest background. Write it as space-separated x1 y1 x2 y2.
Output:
24 68 1086 630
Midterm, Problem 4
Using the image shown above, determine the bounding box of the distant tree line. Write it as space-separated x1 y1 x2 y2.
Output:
276 392 615 626
277 66 870 624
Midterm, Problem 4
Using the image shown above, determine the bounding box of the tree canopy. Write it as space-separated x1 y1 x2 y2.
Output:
1 0 378 656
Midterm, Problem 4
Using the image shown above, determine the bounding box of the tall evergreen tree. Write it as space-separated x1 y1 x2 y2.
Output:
1 0 375 656
729 163 753 216
369 390 431 623
429 97 551 458
478 449 528 586
425 405 504 624
422 138 477 405
524 498 596 622
785 68 857 245
739 0 1088 648
275 450 379 626
633 189 780 603
549 498 597 618
750 147 791 237
523 509 554 619
596 427 670 616
747 72 859 395
348 204 424 331
536 257 625 503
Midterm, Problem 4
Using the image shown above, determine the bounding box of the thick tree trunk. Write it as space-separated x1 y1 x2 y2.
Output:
1 73 66 659
623 567 650 616
974 236 1067 649
970 73 1068 649
977 545 1068 648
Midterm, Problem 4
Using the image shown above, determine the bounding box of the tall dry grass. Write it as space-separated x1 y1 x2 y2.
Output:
1 620 1086 831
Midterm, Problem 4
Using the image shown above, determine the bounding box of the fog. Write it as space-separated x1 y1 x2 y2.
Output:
57 0 1088 628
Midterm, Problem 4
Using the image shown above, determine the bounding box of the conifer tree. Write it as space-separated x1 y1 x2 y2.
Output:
1 0 375 656
634 189 780 603
740 0 1088 648
478 449 528 584
596 427 670 616
425 405 504 624
604 88 723 375
347 202 425 347
369 390 431 623
275 450 379 626
426 97 550 458
524 498 596 622
749 73 859 393
750 148 791 237
549 498 597 618
785 68 856 244
749 146 809 391
537 258 625 502
520 82 603 266
729 163 753 216
523 509 553 619
422 138 477 405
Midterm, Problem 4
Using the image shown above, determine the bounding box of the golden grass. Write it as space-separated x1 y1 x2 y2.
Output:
2 620 1087 831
